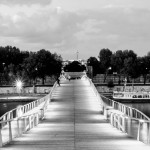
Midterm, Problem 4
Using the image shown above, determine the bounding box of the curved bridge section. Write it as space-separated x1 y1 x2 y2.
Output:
0 77 150 149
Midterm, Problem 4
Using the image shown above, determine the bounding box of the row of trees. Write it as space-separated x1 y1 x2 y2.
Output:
0 46 62 85
87 48 150 84
64 61 86 72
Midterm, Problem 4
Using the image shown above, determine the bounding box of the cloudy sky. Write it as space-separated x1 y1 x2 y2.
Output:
0 0 150 60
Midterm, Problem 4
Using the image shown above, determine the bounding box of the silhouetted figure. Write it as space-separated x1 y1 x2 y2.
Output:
57 77 60 86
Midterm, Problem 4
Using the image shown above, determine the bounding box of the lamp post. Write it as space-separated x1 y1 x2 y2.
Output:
124 77 127 91
104 67 112 83
33 67 38 93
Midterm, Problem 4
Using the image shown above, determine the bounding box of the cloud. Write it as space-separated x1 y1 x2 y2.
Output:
0 0 52 6
0 7 84 50
0 3 150 59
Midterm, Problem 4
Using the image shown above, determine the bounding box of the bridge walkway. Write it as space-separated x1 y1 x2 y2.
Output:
1 79 150 150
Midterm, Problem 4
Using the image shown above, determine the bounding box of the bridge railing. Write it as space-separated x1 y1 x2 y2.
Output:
109 110 150 144
101 95 150 120
87 77 150 144
0 81 58 147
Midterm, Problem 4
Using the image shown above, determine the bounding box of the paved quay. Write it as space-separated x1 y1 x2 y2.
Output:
1 79 150 150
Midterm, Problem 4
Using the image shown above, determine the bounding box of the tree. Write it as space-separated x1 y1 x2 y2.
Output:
122 50 137 80
22 52 38 85
64 61 86 72
111 50 125 84
36 50 62 84
98 48 112 71
138 56 150 84
87 57 100 76
126 58 141 82
98 48 112 82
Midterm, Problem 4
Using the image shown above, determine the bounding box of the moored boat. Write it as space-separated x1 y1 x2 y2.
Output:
113 78 150 102
113 91 150 101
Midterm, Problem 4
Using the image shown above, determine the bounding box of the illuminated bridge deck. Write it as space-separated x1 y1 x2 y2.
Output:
2 79 150 150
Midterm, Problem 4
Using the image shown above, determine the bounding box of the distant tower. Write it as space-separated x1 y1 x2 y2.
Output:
76 50 79 60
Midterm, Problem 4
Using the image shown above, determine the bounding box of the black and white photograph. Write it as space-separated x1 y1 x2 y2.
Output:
0 0 150 149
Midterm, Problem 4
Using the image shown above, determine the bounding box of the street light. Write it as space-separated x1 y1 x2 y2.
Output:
16 80 23 90
104 67 112 82
123 77 127 91
15 79 24 95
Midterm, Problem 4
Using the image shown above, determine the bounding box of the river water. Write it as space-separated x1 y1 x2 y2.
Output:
124 102 150 118
0 102 29 117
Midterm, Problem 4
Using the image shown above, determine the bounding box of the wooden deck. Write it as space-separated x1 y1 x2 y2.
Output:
1 79 150 150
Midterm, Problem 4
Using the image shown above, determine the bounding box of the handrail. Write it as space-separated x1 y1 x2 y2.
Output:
87 76 150 144
87 77 104 107
109 111 150 144
0 81 57 123
0 81 58 147
0 112 40 147
100 95 150 120
86 77 150 121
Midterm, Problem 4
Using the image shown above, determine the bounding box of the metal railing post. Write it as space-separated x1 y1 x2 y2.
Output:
127 117 131 136
0 128 3 147
17 118 20 136
36 113 39 126
147 123 150 144
29 116 31 129
40 109 45 120
8 121 12 142
24 117 27 132
122 116 126 133
110 113 113 125
137 121 141 141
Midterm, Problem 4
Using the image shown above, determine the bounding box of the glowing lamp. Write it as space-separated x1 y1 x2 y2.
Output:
17 80 22 88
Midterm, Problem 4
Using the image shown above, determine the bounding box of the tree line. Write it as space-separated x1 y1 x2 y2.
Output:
0 46 62 85
64 61 86 72
87 48 150 84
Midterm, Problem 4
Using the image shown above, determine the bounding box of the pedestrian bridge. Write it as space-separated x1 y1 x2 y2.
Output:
0 76 150 150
